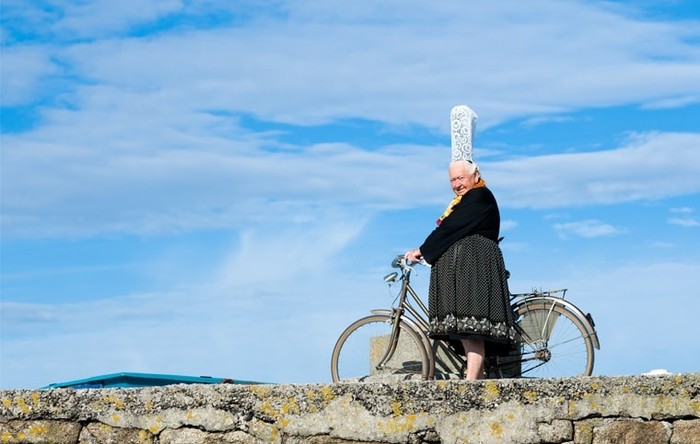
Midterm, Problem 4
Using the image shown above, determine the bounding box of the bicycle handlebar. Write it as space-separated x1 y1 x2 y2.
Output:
392 255 429 270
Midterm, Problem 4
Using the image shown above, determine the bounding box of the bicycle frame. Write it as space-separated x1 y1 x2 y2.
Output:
369 261 432 373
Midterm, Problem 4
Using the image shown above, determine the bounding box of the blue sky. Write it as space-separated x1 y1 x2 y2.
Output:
1 0 699 389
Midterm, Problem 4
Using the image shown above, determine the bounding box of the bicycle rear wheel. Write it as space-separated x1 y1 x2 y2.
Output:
511 301 595 378
331 314 429 382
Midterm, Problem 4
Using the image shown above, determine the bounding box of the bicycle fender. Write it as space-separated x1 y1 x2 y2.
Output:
370 309 393 316
514 296 601 350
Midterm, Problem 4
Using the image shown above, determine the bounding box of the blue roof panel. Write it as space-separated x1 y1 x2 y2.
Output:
42 372 264 389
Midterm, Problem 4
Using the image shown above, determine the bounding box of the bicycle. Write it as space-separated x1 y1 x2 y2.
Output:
330 255 601 382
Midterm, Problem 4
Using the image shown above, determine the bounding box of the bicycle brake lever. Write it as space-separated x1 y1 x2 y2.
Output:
407 259 430 271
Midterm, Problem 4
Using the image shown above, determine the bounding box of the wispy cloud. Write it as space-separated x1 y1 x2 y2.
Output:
520 115 576 128
668 219 699 227
668 206 700 227
500 220 518 231
4 1 700 122
0 217 386 388
3 2 699 239
642 95 700 110
553 219 622 238
490 132 700 209
215 217 368 286
0 46 58 105
3 123 699 237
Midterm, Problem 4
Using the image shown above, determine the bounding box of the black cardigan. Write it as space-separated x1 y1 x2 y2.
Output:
420 186 501 265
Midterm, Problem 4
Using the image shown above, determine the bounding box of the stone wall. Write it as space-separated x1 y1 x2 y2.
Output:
1 373 698 444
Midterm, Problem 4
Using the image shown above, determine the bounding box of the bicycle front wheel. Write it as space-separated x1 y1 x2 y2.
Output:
514 301 595 378
330 314 429 382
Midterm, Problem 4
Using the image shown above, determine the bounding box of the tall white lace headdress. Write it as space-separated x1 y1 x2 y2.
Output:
450 105 478 163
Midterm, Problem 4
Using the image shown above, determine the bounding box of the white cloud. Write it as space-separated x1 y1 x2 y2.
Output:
0 46 59 106
67 2 699 126
553 219 622 239
0 128 447 237
215 216 368 286
53 0 183 37
667 206 699 227
500 220 518 231
670 207 694 214
0 217 387 388
2 2 700 238
642 95 700 110
3 126 699 237
5 1 699 122
668 217 700 227
489 132 700 209
520 115 576 128
0 201 380 388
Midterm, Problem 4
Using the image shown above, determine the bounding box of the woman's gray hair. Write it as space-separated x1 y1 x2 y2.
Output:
450 160 479 175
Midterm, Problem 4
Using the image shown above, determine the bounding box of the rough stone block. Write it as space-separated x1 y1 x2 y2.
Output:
671 419 700 444
79 422 155 443
0 419 81 444
538 419 573 442
370 333 428 377
592 419 671 444
159 427 262 444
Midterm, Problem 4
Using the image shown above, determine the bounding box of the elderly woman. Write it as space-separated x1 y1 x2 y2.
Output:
405 159 516 379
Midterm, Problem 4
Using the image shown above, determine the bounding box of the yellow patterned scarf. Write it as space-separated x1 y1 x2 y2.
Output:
436 179 486 226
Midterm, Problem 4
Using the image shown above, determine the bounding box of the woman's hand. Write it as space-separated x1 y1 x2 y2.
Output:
404 248 423 263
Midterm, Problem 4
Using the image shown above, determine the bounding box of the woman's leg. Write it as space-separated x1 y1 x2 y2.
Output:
461 338 485 380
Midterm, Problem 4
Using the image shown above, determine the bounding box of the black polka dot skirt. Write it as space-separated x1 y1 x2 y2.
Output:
428 234 516 344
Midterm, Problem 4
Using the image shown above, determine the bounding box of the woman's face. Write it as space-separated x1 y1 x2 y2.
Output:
448 162 479 196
